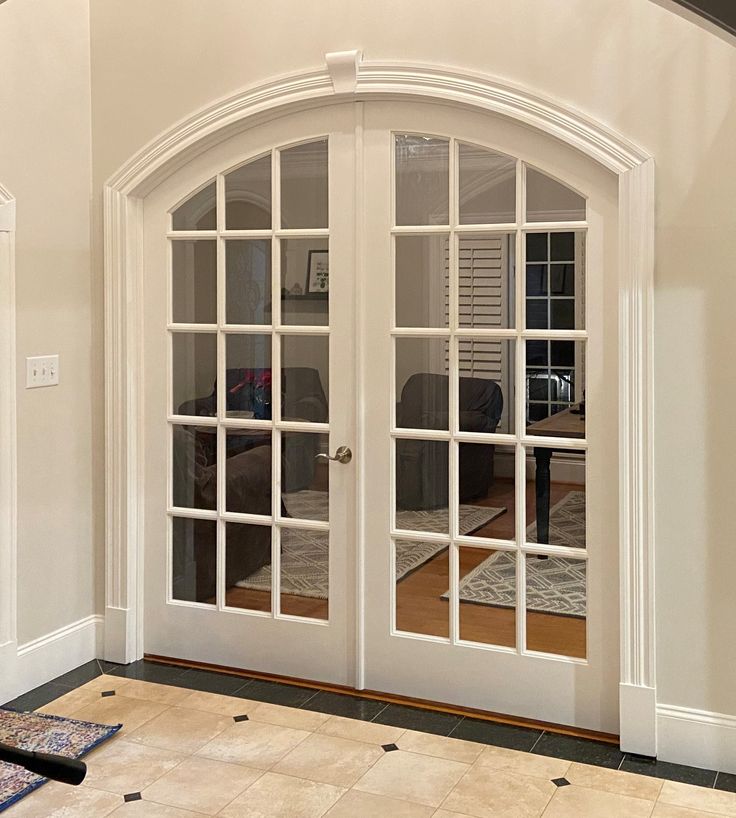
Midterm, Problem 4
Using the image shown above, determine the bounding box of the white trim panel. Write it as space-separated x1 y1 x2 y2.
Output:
658 703 736 775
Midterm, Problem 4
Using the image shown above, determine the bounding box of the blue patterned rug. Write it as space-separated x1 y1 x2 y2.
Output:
0 708 121 813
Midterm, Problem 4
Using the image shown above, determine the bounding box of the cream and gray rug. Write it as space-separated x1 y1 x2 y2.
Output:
235 491 505 599
448 491 586 617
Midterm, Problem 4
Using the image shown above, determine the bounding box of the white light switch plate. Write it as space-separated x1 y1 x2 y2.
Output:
26 355 60 388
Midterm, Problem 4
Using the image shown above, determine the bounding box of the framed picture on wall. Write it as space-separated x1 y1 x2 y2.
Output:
306 250 329 294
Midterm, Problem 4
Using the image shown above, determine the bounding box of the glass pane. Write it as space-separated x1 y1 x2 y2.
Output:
225 240 272 325
172 425 216 510
225 154 271 230
395 539 448 638
281 238 329 326
395 234 449 328
525 233 583 330
458 339 515 435
281 336 329 423
280 140 328 229
458 143 516 224
225 430 272 515
225 334 272 419
395 135 449 226
172 181 217 230
524 446 586 548
172 241 217 324
172 333 217 416
525 340 585 428
526 167 585 223
525 553 586 658
395 337 449 431
172 517 216 604
280 528 329 620
282 432 329 520
459 546 516 647
395 439 448 533
458 234 515 329
224 522 272 613
456 443 515 541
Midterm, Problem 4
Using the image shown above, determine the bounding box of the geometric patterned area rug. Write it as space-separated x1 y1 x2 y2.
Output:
0 709 121 813
446 491 587 618
235 491 505 599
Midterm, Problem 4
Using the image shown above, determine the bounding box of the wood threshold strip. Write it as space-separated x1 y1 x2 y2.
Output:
144 653 620 745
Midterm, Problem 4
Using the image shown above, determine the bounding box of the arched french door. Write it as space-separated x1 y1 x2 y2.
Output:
140 99 620 732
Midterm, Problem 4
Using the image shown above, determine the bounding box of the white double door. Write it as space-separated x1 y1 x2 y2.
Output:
143 100 620 732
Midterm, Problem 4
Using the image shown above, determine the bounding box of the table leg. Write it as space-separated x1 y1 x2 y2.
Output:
534 446 552 545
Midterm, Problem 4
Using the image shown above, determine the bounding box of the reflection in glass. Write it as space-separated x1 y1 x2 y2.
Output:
525 340 584 425
394 539 448 638
525 553 586 658
395 337 450 431
395 439 448 533
172 181 217 231
281 238 329 326
280 140 328 229
172 333 217 416
459 546 516 647
172 241 217 324
225 240 271 325
225 334 272 419
172 425 216 511
395 135 449 226
524 446 586 548
394 234 449 328
171 517 216 605
458 143 516 224
224 522 272 613
526 167 586 223
525 232 582 330
456 443 515 541
281 432 328 520
280 528 329 620
225 431 272 516
458 339 514 435
225 154 271 230
281 335 329 422
458 234 515 329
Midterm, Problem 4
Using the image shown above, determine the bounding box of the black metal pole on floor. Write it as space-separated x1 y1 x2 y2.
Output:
0 741 86 785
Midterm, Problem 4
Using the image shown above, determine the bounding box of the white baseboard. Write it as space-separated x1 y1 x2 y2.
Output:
658 703 736 774
0 614 104 705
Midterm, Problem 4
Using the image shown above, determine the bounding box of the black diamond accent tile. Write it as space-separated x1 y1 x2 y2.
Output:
238 679 317 708
51 660 102 689
101 690 116 698
2 682 72 713
123 792 142 803
233 714 249 723
552 777 570 787
716 772 736 793
174 668 250 696
107 660 188 686
451 718 542 751
532 733 624 769
382 743 399 752
372 704 461 737
302 691 386 722
620 754 717 786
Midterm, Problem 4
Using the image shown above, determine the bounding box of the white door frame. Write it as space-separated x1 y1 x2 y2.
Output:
103 52 656 756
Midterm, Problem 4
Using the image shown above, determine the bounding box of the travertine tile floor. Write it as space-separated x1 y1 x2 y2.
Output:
6 673 736 817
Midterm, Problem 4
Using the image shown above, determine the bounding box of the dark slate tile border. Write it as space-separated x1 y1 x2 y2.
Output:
2 658 731 794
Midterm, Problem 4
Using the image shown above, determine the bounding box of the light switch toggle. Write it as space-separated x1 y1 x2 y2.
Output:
26 355 60 388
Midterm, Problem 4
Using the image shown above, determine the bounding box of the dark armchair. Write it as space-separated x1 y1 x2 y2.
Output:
396 373 503 510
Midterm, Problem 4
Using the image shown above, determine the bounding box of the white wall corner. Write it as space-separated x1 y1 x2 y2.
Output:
658 704 736 774
620 683 657 756
104 605 137 664
0 199 16 233
325 50 362 94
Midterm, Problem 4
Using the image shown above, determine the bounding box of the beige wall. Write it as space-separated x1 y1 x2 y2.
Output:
87 0 736 717
0 0 97 643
